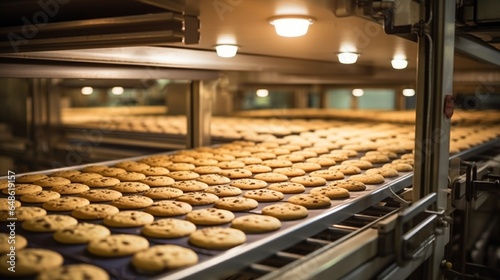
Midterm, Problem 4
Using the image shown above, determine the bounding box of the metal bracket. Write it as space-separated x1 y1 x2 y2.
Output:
394 193 440 266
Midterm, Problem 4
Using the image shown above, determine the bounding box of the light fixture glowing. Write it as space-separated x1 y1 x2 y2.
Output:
111 86 124 95
337 52 359 64
215 44 238 58
352 89 364 97
402 88 415 97
81 87 93 95
391 58 408 69
256 89 269 97
269 16 314 37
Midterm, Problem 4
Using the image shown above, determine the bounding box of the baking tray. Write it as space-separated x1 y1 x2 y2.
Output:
0 152 413 280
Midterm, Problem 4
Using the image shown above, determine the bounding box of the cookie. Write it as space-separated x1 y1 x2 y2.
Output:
309 186 350 199
262 159 293 168
196 174 231 185
79 189 122 202
16 174 48 183
341 160 373 170
139 167 170 176
170 180 208 192
214 197 259 211
360 154 391 163
20 190 61 203
176 192 219 206
185 208 235 225
103 211 154 227
69 172 103 183
400 153 414 160
292 162 322 172
81 165 108 173
51 183 90 195
71 204 120 220
111 195 154 209
273 167 306 177
204 185 242 197
114 172 147 182
277 154 305 163
365 150 398 159
141 158 174 167
3 184 42 195
168 155 196 164
261 203 308 220
269 147 291 156
349 174 385 184
114 161 150 172
320 153 348 162
112 182 150 193
212 154 236 162
365 167 399 178
53 222 111 244
217 161 246 169
237 157 263 165
227 150 252 157
279 144 302 152
36 264 109 280
328 179 367 191
83 177 120 188
288 194 331 209
142 218 196 238
165 163 196 171
191 158 218 166
219 168 253 179
267 182 306 194
253 172 288 183
328 165 362 175
290 176 327 187
22 214 78 232
0 233 27 254
192 166 222 175
231 214 281 233
291 150 316 158
305 157 337 167
0 180 9 190
243 164 272 174
377 146 406 153
97 167 127 177
87 234 149 257
43 197 90 211
141 175 175 187
189 227 246 250
244 189 284 202
383 163 413 172
0 248 63 276
309 170 345 181
144 200 192 217
392 158 414 166
49 170 81 178
168 171 200 181
0 198 21 211
252 152 277 160
142 187 183 199
231 178 268 190
132 244 198 273
0 206 46 222
34 176 72 188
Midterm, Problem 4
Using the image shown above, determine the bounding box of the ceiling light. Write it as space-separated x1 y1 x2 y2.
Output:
81 86 93 95
391 58 408 69
402 88 415 97
215 44 238 58
269 16 314 37
111 86 124 95
352 89 364 97
256 89 269 97
337 52 359 64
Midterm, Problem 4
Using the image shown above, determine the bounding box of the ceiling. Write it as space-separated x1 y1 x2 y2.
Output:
0 0 499 87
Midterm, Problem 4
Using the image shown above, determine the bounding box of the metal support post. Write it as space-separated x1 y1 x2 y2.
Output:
186 81 211 148
413 0 455 279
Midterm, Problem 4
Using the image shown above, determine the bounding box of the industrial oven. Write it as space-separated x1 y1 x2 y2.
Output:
0 0 499 279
